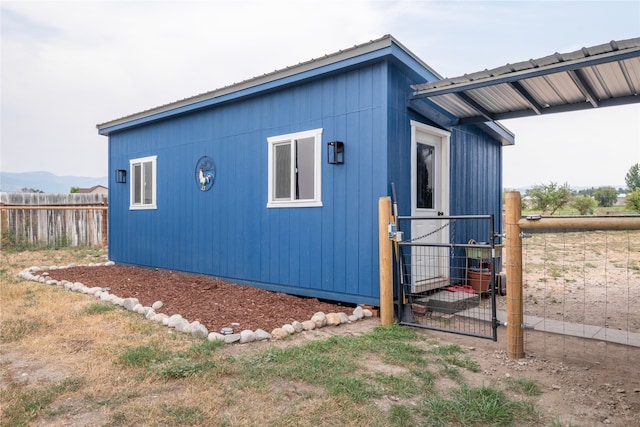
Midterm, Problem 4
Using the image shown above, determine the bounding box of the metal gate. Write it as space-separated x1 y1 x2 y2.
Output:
393 215 503 341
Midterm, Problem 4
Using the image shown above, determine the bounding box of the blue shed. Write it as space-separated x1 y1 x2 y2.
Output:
97 35 513 306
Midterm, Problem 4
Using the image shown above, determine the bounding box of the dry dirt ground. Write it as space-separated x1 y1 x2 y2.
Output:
1 247 639 426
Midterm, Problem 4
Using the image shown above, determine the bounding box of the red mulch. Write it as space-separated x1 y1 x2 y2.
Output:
43 265 355 334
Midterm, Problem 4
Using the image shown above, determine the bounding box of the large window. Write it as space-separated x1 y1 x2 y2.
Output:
130 155 157 209
267 129 322 208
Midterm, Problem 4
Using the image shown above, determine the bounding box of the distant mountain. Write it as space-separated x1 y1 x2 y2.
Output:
0 171 108 194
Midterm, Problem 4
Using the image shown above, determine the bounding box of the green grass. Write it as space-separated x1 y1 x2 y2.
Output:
506 376 543 396
0 377 85 426
0 318 45 343
418 385 539 426
82 302 118 315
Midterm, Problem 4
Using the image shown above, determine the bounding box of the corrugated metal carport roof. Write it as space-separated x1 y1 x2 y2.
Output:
409 37 640 128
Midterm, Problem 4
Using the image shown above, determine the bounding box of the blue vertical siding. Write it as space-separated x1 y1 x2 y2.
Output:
109 63 389 305
107 52 504 306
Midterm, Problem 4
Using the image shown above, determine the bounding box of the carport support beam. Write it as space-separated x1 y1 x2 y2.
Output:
505 192 525 359
379 196 394 326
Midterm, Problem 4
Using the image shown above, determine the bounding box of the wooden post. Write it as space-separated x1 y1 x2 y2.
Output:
379 196 394 326
505 191 524 359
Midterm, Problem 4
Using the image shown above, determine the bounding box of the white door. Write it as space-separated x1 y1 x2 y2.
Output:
410 121 451 292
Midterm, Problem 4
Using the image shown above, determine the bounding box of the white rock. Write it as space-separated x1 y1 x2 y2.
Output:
208 332 225 342
45 280 57 286
145 309 156 319
134 304 144 314
254 329 272 341
282 324 296 334
301 320 316 330
339 312 350 324
326 313 341 326
271 328 289 339
167 314 184 328
122 298 139 311
191 324 209 339
363 309 373 317
224 334 241 344
100 293 115 303
239 330 256 343
152 313 168 323
291 321 304 333
152 301 163 310
348 315 358 322
105 261 115 266
311 312 327 328
173 318 190 333
353 306 364 319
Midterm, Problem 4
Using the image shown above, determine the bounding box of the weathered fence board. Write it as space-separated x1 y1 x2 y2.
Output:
0 193 107 248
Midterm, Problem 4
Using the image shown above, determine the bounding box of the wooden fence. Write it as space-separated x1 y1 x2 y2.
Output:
0 193 108 249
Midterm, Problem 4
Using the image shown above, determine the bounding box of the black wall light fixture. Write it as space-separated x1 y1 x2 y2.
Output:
327 141 344 164
115 169 127 184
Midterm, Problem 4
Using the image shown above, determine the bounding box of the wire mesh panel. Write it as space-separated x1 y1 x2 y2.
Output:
396 215 501 340
519 230 640 373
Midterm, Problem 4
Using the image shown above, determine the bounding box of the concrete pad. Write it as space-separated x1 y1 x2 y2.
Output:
592 328 640 347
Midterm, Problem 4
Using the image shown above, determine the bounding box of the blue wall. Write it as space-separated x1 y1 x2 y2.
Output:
107 54 504 306
109 62 392 305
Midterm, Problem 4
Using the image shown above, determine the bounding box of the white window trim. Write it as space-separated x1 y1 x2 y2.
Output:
129 155 157 210
267 128 323 208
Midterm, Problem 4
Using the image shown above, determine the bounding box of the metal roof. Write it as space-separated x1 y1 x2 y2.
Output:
97 35 439 133
410 37 640 126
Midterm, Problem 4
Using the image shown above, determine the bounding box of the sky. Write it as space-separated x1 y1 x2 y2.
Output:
1 0 639 189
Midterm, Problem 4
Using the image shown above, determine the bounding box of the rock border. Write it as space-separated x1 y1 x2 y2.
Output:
16 262 374 344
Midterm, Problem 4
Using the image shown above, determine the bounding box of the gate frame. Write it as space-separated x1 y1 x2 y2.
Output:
393 213 502 341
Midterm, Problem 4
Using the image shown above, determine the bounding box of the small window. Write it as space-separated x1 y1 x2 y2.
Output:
267 129 322 208
130 155 157 209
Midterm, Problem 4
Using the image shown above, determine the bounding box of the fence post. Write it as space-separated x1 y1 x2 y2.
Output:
102 198 108 247
505 191 524 359
379 196 394 326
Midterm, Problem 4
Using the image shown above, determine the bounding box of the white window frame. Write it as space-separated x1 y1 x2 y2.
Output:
267 128 322 208
129 155 157 210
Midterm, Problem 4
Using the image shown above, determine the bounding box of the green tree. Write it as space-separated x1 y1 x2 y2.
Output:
626 163 640 191
592 186 618 207
526 182 572 215
626 189 640 213
70 187 80 193
571 195 597 215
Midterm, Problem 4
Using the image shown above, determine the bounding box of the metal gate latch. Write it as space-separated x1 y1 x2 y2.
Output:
388 222 404 242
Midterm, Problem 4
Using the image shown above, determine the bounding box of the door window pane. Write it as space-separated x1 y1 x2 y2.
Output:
416 143 434 209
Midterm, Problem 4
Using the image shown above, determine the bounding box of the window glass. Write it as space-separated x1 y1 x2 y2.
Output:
416 143 434 209
133 164 142 205
143 161 153 204
129 155 157 209
295 137 315 200
267 129 322 208
274 143 291 199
